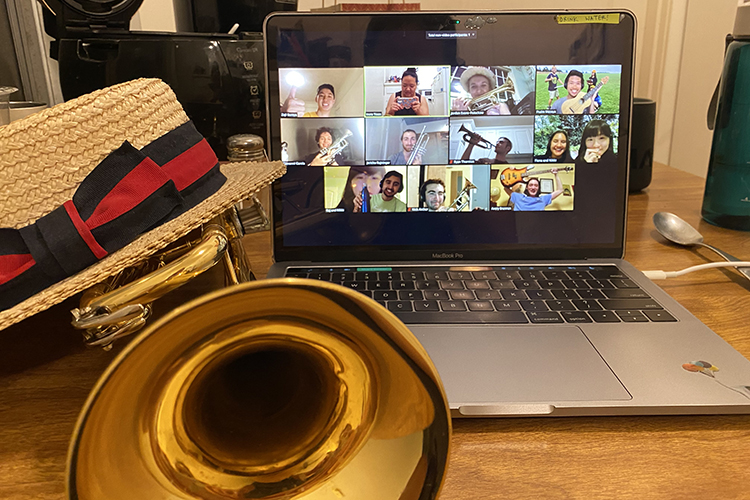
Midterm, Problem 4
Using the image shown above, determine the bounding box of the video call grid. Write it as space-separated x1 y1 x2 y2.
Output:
276 63 622 213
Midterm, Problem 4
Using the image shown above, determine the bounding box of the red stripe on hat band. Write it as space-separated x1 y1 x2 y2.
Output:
161 139 218 191
86 157 171 230
0 254 35 286
63 201 108 259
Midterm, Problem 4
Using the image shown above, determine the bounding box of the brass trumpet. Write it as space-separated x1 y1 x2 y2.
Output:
406 126 429 166
467 77 515 113
71 208 253 350
67 153 452 500
315 129 352 165
447 178 478 212
458 124 493 150
67 279 452 499
72 135 272 350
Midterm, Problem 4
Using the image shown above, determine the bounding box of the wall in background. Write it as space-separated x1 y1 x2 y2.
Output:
3 0 63 106
295 0 739 177
668 0 737 177
131 0 179 31
4 0 739 177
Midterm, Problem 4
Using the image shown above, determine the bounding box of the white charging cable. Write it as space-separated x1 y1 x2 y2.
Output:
643 261 750 280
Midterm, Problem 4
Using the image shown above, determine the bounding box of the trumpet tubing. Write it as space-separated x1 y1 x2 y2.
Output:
71 209 251 349
320 130 353 163
467 77 515 112
407 126 429 166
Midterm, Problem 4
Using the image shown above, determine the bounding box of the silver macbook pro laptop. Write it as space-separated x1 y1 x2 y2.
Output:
263 10 750 416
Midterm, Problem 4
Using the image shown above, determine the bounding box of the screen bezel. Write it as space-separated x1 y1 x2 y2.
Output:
264 10 636 263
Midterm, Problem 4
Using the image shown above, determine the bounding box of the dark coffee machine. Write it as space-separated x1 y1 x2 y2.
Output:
39 0 296 160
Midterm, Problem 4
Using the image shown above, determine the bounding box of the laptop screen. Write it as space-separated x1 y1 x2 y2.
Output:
264 12 635 262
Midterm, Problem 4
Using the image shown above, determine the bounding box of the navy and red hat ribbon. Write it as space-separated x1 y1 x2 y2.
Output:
0 121 225 312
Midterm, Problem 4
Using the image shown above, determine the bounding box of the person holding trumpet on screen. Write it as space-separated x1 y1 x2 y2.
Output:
304 127 349 166
452 67 511 116
460 127 513 165
388 128 426 165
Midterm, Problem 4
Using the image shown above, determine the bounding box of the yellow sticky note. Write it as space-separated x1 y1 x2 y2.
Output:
556 13 621 25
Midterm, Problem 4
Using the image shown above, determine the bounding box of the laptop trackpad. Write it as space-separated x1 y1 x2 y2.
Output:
412 325 631 409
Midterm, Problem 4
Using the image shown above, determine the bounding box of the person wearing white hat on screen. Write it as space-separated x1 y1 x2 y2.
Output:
452 66 511 115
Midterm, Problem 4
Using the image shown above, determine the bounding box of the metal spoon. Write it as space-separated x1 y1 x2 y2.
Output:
653 212 750 280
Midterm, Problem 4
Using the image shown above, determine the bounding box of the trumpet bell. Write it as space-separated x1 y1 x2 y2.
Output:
458 124 493 150
68 279 451 500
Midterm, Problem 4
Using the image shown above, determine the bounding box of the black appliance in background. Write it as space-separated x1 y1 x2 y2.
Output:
188 0 296 33
39 0 297 160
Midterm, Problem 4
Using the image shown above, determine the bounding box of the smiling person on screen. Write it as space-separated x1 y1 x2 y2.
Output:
369 170 407 212
552 70 602 115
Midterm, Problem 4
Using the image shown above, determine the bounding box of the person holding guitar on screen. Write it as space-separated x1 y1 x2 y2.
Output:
552 70 608 115
503 168 564 211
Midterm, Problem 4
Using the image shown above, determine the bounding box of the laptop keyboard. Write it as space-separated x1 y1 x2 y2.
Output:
283 265 677 324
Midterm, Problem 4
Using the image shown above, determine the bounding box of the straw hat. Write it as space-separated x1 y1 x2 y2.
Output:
0 78 285 330
459 67 496 93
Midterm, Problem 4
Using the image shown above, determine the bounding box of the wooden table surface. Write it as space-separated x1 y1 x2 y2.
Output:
2 163 749 499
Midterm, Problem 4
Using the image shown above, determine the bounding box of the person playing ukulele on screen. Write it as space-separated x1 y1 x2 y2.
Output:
552 70 607 115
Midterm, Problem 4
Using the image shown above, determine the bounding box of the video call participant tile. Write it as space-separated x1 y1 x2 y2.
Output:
450 65 536 116
279 68 364 118
365 116 449 166
281 117 365 166
533 114 620 167
490 164 576 212
535 64 621 115
449 116 534 165
364 66 451 117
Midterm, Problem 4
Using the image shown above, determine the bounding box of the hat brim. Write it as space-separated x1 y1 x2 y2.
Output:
460 67 496 93
0 160 285 330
